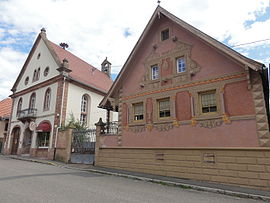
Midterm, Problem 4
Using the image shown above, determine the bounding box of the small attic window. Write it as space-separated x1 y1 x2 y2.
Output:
25 76 29 85
37 53 41 59
161 29 169 41
44 67 49 76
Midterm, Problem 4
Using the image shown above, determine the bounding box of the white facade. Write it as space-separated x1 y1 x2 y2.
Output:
8 82 57 150
6 32 116 159
16 39 59 92
66 83 107 127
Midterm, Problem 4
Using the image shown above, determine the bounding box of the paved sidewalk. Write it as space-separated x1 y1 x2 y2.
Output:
4 154 270 202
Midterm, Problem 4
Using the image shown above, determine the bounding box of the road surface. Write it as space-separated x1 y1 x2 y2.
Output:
0 155 263 203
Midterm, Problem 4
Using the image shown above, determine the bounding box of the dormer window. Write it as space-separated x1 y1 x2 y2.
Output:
151 65 159 80
177 57 186 73
161 28 169 41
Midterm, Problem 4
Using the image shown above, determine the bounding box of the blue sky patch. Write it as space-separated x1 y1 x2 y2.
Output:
123 28 132 38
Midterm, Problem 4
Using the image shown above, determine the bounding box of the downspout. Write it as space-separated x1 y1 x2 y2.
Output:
53 76 66 160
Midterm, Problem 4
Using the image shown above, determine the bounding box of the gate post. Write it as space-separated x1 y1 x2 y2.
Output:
95 118 105 165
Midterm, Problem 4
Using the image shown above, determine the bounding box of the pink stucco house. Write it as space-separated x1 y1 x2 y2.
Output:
99 6 270 148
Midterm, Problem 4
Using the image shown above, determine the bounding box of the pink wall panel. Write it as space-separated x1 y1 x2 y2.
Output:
175 91 191 121
224 80 255 116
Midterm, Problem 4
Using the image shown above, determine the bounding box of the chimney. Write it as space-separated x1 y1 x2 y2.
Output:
101 57 111 78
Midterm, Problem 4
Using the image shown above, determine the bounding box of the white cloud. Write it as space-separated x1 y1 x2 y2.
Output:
0 47 27 100
0 0 269 99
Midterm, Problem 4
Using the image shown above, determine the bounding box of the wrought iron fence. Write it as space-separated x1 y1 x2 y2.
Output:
72 129 96 154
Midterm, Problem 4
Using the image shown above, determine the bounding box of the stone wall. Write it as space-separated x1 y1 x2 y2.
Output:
54 129 72 163
96 147 270 191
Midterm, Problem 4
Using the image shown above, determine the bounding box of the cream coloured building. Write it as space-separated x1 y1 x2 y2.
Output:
4 29 115 159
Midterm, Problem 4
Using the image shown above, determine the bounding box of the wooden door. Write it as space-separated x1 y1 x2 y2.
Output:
11 128 20 155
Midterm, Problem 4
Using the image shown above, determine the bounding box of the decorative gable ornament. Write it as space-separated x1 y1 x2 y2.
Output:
141 38 200 90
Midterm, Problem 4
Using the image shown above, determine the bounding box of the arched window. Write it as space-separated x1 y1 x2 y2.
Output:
43 88 51 111
17 98 23 116
80 95 88 124
29 93 36 110
37 68 40 81
33 70 37 82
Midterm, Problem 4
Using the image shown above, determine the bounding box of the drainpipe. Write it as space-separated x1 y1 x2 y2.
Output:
53 76 66 160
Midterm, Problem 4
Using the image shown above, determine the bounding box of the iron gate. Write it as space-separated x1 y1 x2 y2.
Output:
71 129 96 164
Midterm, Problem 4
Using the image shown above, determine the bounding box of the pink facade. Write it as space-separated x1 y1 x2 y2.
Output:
101 7 269 148
122 120 259 147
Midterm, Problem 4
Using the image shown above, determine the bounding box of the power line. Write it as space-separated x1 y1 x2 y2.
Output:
231 38 270 48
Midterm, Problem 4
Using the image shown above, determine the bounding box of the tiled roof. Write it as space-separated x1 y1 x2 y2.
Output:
0 98 12 118
48 41 113 93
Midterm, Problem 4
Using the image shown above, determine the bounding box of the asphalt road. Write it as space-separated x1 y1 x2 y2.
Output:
0 156 263 203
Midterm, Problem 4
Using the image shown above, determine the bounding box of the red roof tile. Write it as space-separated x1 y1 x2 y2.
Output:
48 41 113 92
0 98 12 118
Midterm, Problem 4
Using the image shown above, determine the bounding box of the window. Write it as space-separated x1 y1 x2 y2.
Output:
44 66 49 76
133 103 144 121
200 91 217 114
177 57 186 73
80 95 88 124
37 132 50 148
43 88 51 111
25 77 29 85
158 98 170 118
4 122 8 131
161 29 169 41
33 70 37 82
37 53 41 59
17 98 23 116
151 65 159 80
37 68 40 81
29 93 36 110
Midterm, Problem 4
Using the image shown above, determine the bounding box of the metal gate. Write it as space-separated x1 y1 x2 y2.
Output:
71 129 96 164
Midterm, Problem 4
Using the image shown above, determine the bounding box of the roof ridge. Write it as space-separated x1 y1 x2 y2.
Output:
48 40 99 71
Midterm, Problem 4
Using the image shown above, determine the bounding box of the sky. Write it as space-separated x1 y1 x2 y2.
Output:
0 0 270 100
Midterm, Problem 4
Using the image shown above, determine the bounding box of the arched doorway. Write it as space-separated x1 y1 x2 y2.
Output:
11 127 20 155
22 128 32 154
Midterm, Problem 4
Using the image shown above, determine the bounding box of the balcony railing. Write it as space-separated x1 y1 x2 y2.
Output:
104 121 119 135
17 108 37 121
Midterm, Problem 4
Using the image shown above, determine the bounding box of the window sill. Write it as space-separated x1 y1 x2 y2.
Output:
153 119 173 125
196 114 222 121
37 147 49 149
128 122 145 127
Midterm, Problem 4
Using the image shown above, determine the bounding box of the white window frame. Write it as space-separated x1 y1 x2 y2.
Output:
151 65 159 80
80 95 88 124
177 57 186 73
